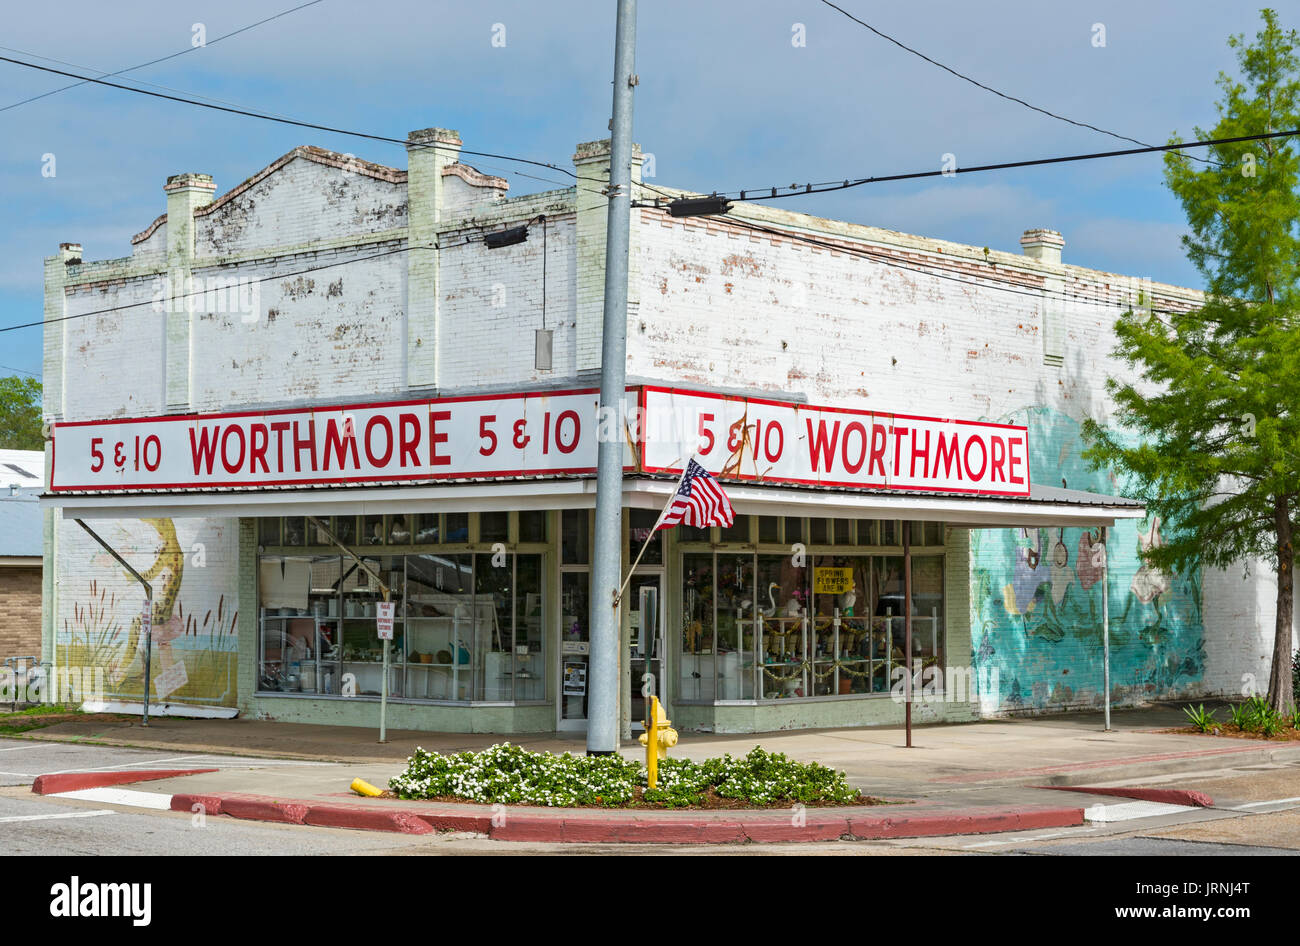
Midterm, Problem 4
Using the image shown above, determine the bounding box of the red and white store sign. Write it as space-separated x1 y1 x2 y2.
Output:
50 386 1030 497
51 389 615 492
638 387 1032 497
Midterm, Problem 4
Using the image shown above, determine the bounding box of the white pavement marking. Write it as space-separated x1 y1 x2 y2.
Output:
53 788 174 810
964 830 1082 848
0 743 59 752
1227 796 1300 810
1083 801 1198 822
0 809 116 824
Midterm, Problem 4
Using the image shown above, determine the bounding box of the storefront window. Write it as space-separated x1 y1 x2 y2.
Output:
259 554 339 693
362 515 384 546
562 510 589 564
283 517 306 547
628 509 663 565
413 514 439 544
676 521 945 704
340 555 402 697
560 571 590 719
714 553 755 699
404 553 473 700
678 554 715 701
758 516 780 544
257 516 547 705
719 515 751 544
445 512 469 542
513 555 544 700
387 514 413 543
756 553 808 700
259 517 280 546
334 516 358 545
678 524 710 543
519 510 547 544
479 511 509 544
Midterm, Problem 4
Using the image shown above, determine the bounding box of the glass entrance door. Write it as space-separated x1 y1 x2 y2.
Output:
626 572 664 732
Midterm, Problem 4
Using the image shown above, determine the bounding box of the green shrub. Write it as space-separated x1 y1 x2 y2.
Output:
388 743 862 808
1183 703 1218 733
1228 702 1254 730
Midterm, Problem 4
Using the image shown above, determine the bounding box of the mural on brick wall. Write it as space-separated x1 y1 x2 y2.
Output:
970 407 1204 714
57 518 238 706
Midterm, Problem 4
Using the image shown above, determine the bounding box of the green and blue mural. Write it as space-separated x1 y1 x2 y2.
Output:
970 407 1205 714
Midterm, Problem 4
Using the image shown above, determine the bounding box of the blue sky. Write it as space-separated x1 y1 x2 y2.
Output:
0 0 1274 380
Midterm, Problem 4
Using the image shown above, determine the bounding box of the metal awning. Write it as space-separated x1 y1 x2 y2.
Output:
44 476 1144 528
625 479 1144 528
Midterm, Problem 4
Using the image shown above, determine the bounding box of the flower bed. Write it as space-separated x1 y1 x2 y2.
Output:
387 743 877 809
1176 698 1300 740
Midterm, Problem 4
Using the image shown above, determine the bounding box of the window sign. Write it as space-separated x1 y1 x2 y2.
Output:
814 567 853 595
376 601 395 640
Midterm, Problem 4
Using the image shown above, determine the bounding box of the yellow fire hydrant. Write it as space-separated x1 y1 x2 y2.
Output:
638 695 678 789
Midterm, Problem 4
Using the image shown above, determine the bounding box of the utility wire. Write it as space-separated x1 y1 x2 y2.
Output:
0 0 328 114
0 52 578 179
0 44 311 123
0 236 493 334
636 127 1300 205
705 214 1182 322
815 0 1217 167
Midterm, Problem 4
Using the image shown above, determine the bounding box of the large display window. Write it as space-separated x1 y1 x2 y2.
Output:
257 513 546 704
676 517 945 703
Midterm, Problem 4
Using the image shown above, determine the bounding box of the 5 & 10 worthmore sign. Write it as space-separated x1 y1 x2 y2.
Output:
49 386 1030 497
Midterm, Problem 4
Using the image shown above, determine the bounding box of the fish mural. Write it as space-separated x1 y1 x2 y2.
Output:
970 407 1205 713
57 518 239 706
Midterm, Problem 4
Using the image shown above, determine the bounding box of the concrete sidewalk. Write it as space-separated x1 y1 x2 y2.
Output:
16 701 1300 799
21 703 1300 843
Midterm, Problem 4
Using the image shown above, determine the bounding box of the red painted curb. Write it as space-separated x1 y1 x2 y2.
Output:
160 790 1084 844
31 768 219 795
170 793 226 816
847 807 1083 839
305 804 434 834
416 812 493 833
1035 785 1215 808
212 793 310 824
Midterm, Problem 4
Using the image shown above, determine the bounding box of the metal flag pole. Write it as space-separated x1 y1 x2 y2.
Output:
616 457 686 606
1101 526 1111 732
904 523 913 748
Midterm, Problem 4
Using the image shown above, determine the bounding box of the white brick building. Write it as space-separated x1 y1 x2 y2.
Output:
39 126 1283 736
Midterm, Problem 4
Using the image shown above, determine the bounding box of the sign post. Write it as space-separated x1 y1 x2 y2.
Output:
377 600 395 744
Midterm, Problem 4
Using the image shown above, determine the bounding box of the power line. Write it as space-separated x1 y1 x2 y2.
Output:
0 0 329 114
636 127 1300 205
815 0 1217 167
0 44 312 124
701 214 1183 322
0 234 497 335
0 52 579 179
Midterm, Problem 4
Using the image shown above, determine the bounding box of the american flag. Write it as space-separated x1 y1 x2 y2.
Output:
655 459 735 531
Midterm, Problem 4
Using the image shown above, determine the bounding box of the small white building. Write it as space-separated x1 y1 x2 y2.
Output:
38 128 1274 735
